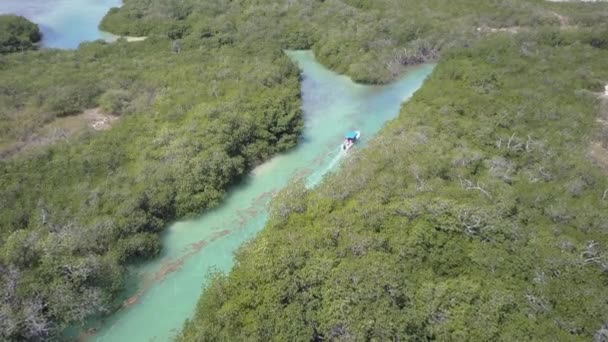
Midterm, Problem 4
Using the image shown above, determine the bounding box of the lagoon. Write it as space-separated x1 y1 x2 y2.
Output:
0 0 120 49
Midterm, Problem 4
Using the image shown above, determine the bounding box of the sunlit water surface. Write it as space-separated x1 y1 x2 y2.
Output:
0 0 121 49
2 2 434 339
71 51 434 341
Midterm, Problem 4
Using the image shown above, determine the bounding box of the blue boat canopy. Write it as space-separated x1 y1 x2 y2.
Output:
345 131 358 139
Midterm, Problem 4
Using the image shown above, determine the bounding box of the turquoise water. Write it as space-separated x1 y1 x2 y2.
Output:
81 51 434 341
0 0 120 49
0 2 434 338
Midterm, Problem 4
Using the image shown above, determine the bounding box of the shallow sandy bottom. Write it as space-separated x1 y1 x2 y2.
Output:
77 51 435 342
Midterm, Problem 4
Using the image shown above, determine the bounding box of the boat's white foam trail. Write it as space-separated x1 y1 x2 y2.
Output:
306 147 345 188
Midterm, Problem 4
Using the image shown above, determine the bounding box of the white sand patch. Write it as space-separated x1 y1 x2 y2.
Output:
107 36 148 43
85 108 119 130
100 30 148 43
124 36 147 42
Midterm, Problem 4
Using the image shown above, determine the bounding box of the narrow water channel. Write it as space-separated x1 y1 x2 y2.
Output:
83 51 434 341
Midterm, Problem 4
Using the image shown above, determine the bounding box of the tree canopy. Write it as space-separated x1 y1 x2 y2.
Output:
1 0 608 340
180 28 608 341
0 15 41 54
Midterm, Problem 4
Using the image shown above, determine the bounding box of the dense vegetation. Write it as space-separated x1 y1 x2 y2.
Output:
0 15 41 54
0 8 303 341
101 0 568 83
1 0 608 340
174 1 608 341
180 29 608 341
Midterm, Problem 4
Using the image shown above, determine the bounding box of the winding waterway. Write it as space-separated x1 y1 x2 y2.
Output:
0 0 121 49
1 2 434 338
78 51 434 341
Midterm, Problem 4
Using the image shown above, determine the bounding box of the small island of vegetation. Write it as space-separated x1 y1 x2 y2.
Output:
0 15 41 54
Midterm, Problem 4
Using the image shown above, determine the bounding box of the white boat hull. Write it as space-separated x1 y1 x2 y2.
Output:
341 131 360 151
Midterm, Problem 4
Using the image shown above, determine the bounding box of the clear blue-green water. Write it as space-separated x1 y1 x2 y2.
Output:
2 2 435 339
0 0 120 49
76 51 434 341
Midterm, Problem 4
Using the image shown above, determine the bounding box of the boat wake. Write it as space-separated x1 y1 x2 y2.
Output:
305 147 345 188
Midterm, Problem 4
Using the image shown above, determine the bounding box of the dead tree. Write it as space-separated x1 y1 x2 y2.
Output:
581 241 604 266
594 322 608 342
459 177 492 198
23 296 52 340
525 291 550 313
507 133 522 150
458 210 483 236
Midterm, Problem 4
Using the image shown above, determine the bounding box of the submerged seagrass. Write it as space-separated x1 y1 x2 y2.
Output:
88 51 433 342
181 31 608 341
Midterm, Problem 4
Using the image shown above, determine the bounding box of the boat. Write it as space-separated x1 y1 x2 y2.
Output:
341 130 360 151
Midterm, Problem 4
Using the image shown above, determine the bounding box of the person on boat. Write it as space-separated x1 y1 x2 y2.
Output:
342 138 353 150
342 131 359 150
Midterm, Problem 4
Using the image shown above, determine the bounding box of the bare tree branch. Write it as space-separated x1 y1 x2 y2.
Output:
459 177 492 198
507 133 516 149
458 210 483 235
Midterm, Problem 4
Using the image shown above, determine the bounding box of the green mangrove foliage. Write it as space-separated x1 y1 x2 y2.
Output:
0 15 41 54
1 0 608 340
0 22 302 342
180 30 608 341
102 0 569 83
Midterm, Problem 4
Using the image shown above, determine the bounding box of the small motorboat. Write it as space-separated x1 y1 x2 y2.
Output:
341 130 360 151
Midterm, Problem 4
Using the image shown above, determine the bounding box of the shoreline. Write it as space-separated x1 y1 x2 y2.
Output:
100 30 147 43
